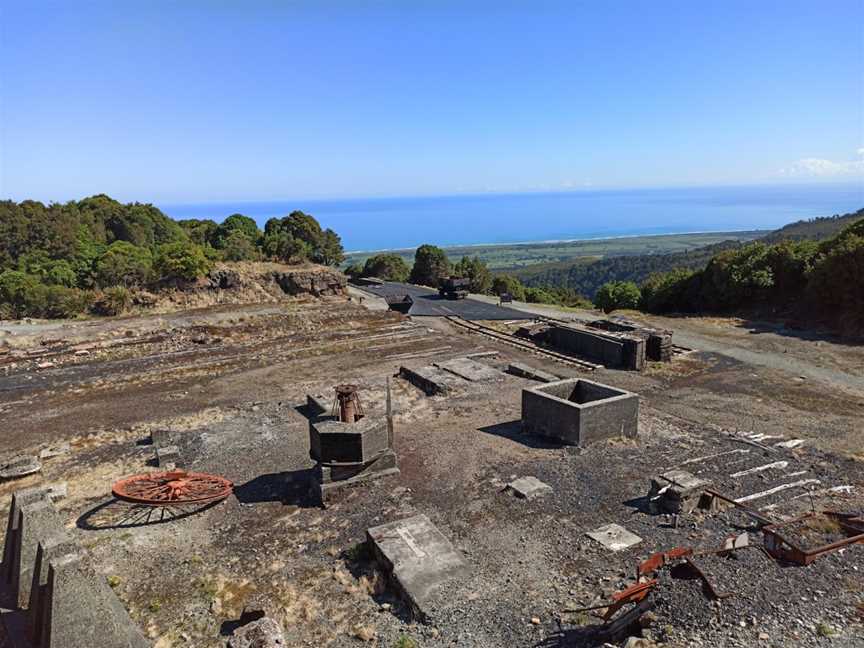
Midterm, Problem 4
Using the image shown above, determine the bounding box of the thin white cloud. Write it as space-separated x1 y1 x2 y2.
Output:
779 151 864 178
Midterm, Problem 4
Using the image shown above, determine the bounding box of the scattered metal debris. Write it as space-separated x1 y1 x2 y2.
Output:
763 511 864 565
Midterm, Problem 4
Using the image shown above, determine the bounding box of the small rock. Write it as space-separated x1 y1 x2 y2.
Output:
352 624 376 641
227 617 285 648
530 617 541 625
36 361 55 369
758 632 770 641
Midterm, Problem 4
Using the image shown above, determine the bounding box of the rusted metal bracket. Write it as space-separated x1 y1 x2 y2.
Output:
763 511 864 565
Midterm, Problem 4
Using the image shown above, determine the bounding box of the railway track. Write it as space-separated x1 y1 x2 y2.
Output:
443 316 600 371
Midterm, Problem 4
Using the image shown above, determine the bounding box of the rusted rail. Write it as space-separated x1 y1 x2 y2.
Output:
443 316 600 371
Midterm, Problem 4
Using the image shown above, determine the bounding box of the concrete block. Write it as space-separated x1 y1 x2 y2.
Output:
522 378 639 446
586 523 642 551
505 476 553 500
27 533 77 646
648 470 711 514
507 362 559 383
155 445 182 468
309 417 390 466
3 488 50 584
10 500 66 609
547 323 646 370
367 514 468 622
434 357 503 382
150 429 173 447
398 365 462 396
40 553 150 648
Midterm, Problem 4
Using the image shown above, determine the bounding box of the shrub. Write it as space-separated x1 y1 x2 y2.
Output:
491 274 526 301
594 281 641 313
154 242 212 281
363 254 410 282
220 230 259 262
0 270 47 318
93 286 132 316
95 241 152 287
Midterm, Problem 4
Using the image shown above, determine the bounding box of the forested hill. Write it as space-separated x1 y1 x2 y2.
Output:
760 208 864 244
515 208 864 297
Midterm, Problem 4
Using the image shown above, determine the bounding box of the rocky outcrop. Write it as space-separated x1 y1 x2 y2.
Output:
268 270 347 297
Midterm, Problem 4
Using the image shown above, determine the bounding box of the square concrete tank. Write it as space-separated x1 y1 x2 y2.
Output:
522 378 638 446
309 417 390 465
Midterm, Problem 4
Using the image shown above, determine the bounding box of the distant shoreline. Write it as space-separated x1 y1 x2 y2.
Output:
344 228 768 256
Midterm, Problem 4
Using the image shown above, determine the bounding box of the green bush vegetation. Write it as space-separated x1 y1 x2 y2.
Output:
594 281 641 313
0 195 345 320
636 216 864 334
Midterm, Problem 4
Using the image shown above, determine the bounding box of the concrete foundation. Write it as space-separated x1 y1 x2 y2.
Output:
36 552 150 648
27 533 77 646
507 362 559 383
1 487 65 609
587 318 673 362
367 514 468 622
433 358 503 382
522 378 639 446
309 416 399 503
546 323 646 370
398 365 462 395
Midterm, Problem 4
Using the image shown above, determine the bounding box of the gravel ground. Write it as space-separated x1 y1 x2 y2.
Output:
0 298 862 648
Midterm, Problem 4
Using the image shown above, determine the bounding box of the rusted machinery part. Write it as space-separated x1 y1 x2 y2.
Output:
112 470 233 506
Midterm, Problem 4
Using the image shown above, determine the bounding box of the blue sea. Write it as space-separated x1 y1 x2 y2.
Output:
159 184 863 252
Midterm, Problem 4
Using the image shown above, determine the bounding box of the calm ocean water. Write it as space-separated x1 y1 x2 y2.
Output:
159 184 863 252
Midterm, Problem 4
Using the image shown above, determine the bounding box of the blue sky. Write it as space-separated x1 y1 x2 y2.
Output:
1 0 862 203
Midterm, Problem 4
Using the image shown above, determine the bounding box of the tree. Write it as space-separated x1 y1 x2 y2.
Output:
454 256 492 294
178 219 219 246
318 228 345 266
220 230 259 262
94 241 153 287
343 262 364 279
214 214 260 249
594 281 641 313
491 275 526 301
409 245 450 286
262 231 309 263
363 254 410 282
154 242 212 281
700 243 773 309
639 269 698 313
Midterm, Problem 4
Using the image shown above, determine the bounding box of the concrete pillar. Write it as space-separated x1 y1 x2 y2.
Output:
10 499 65 609
27 533 77 647
1 486 54 593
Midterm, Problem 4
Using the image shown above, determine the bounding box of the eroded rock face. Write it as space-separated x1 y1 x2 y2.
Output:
227 618 286 648
269 270 347 297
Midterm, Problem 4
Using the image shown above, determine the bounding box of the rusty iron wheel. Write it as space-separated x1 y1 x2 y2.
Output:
112 470 233 506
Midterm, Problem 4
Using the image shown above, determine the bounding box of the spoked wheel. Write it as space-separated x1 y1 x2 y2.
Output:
112 470 233 506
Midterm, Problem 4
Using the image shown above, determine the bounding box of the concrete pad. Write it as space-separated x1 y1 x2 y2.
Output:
367 514 468 622
505 476 553 500
434 357 503 382
507 362 559 383
398 365 463 395
586 523 642 552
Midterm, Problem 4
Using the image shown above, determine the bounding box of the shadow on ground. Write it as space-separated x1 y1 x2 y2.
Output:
233 469 320 508
477 420 566 450
76 498 222 530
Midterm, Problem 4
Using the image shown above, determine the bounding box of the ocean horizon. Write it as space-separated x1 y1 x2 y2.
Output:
158 183 863 253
